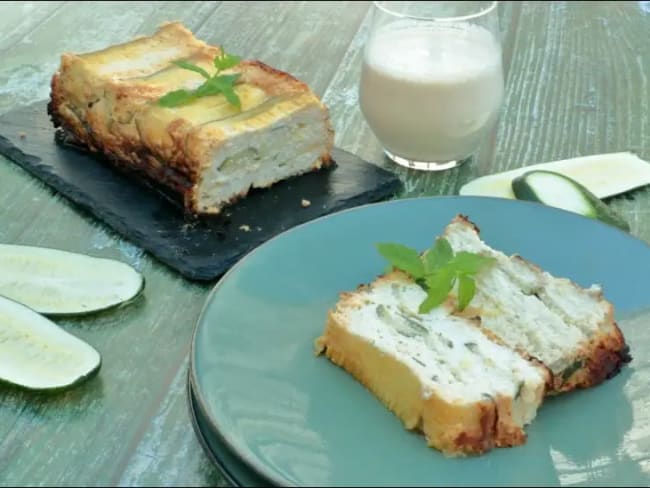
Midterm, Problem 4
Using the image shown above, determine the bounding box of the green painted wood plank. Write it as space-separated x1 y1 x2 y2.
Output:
0 2 369 486
463 1 650 241
0 1 220 114
1 1 648 486
0 2 222 486
194 1 371 97
117 359 229 488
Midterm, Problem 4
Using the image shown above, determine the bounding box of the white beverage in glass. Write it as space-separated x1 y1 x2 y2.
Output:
359 1 504 171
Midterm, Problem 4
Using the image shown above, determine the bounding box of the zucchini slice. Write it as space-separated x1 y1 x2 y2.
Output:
0 295 101 392
459 152 650 199
512 170 630 231
0 244 144 316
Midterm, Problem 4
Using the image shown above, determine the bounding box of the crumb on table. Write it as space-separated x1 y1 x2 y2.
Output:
301 199 311 208
239 224 251 232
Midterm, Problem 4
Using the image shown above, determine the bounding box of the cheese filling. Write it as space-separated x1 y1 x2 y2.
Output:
195 103 330 212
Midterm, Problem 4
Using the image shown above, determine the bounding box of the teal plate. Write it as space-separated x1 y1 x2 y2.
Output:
187 375 268 487
190 196 650 487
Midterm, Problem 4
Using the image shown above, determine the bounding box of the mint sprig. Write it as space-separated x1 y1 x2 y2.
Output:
158 47 242 109
376 243 425 279
376 238 496 314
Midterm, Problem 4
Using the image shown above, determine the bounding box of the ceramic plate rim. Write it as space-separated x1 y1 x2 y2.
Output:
186 376 241 487
189 194 650 487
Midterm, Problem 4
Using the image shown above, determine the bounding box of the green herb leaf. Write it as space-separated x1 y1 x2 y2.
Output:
171 60 211 79
376 243 425 279
220 84 241 108
195 74 242 108
215 73 242 85
158 50 243 109
450 252 496 275
195 73 241 95
214 47 242 70
424 237 453 272
157 89 197 107
419 268 455 313
456 274 476 311
194 81 219 98
376 235 496 314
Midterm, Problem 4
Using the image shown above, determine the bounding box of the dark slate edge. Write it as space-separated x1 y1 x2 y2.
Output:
0 134 401 281
0 132 192 276
185 172 402 280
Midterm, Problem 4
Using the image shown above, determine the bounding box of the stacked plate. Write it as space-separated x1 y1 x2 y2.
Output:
187 196 650 487
187 379 267 486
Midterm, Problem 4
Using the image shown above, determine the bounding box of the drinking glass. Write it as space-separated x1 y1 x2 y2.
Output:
359 1 503 171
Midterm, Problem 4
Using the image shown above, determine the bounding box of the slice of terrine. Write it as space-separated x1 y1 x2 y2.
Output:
315 271 550 457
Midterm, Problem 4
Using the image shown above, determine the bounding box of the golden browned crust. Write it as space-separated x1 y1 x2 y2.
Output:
48 22 334 216
315 313 523 456
453 213 481 234
315 277 547 457
549 319 630 394
238 59 312 96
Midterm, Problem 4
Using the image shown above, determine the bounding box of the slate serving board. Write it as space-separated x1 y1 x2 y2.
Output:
0 102 402 281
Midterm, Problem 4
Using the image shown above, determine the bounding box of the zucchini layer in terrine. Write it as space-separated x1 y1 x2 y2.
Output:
48 22 334 215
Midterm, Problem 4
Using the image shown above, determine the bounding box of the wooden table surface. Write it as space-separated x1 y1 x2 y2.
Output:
0 1 648 486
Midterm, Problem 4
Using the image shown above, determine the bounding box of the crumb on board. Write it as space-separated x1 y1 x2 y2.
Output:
239 224 251 232
18 131 26 139
301 199 311 208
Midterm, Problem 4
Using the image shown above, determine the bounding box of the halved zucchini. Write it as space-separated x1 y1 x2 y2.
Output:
459 152 650 200
0 244 144 316
0 295 101 392
512 170 630 231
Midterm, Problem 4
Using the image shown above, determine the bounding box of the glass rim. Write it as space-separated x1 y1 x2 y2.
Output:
372 1 499 22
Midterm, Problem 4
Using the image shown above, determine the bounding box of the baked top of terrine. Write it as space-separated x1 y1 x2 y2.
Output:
49 22 334 214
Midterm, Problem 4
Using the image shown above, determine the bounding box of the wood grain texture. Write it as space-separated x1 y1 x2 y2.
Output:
0 2 369 486
0 1 649 486
0 2 67 51
469 1 650 242
321 2 520 198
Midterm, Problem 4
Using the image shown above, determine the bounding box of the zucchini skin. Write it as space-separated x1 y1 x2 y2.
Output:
0 295 102 393
510 175 542 205
0 361 102 394
0 244 146 317
37 277 146 319
512 170 630 232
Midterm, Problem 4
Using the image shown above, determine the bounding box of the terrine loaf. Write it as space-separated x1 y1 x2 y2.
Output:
48 22 334 215
315 272 550 457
